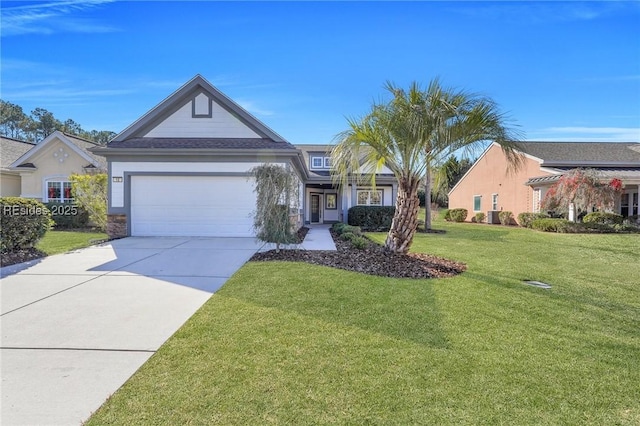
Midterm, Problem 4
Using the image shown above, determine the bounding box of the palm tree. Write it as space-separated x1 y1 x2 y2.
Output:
332 79 523 254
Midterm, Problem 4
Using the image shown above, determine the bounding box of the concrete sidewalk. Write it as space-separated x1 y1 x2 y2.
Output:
258 225 337 252
1 237 262 426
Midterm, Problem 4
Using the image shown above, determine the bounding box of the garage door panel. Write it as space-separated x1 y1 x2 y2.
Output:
130 175 255 237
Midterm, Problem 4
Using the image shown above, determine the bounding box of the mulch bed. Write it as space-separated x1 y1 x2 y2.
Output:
1 248 46 268
251 229 466 279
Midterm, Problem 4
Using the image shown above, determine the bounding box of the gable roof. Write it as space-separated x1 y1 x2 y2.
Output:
111 74 292 149
1 136 36 170
9 131 106 170
517 142 640 166
107 137 288 150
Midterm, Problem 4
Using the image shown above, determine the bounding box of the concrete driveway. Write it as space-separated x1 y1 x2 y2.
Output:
0 237 263 426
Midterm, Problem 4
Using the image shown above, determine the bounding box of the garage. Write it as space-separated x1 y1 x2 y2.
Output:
130 175 256 237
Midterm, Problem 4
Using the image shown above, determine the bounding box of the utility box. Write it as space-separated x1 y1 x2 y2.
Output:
487 210 501 224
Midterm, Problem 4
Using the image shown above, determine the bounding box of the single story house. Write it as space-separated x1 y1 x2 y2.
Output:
1 136 35 197
3 131 105 202
92 75 398 238
448 141 640 222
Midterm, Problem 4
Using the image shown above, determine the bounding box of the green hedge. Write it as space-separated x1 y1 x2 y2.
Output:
582 212 624 225
531 218 573 233
44 202 89 229
446 208 468 222
347 206 395 231
1 197 53 252
517 212 549 228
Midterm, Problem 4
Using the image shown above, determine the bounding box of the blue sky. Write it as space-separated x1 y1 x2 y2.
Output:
1 0 639 144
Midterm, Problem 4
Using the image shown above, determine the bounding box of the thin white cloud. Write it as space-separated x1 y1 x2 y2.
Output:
451 1 639 24
236 100 275 117
2 87 135 101
1 0 117 36
575 75 640 83
533 126 640 142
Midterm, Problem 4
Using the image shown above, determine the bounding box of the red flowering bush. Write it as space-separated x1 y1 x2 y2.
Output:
541 169 624 217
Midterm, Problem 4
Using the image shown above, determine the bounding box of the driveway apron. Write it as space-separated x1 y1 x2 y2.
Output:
0 237 262 426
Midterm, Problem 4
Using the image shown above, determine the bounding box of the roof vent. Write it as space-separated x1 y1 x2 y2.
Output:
523 280 552 289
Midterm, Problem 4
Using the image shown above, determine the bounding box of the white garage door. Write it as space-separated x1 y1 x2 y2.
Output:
130 175 255 237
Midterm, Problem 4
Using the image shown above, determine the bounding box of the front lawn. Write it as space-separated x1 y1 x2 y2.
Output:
36 229 108 256
87 223 640 425
1 230 108 267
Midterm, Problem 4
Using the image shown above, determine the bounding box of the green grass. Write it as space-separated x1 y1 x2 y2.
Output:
36 230 108 255
87 223 640 425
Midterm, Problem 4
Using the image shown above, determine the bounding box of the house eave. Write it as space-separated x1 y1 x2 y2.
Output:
542 161 640 167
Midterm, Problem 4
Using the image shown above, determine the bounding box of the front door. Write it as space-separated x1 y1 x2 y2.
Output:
311 194 320 223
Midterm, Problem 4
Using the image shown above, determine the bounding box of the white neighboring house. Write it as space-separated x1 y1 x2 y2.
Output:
92 75 398 238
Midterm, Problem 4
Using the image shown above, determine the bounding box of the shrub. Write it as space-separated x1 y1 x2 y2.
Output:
612 223 640 233
347 206 395 231
441 209 450 221
70 173 107 232
331 222 347 233
341 225 362 236
446 208 467 222
45 202 89 229
0 197 53 252
499 211 514 226
474 212 485 223
517 212 549 228
531 218 572 233
351 236 368 250
582 212 624 225
340 232 356 241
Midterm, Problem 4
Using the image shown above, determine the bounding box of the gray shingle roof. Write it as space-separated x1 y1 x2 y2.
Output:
62 133 107 170
1 137 35 169
108 137 296 150
518 142 640 165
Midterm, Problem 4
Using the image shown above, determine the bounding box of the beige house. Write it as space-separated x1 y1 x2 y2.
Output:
1 136 36 197
448 141 640 223
7 131 106 203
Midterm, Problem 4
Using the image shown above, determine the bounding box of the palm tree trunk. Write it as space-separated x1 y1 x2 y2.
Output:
385 178 421 254
424 167 432 231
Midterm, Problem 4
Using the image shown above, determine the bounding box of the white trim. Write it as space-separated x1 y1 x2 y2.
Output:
311 156 324 169
491 193 499 211
356 189 383 206
9 131 98 169
473 194 482 212
43 175 73 203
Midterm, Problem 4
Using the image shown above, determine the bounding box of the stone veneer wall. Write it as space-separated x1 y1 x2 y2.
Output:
107 214 127 239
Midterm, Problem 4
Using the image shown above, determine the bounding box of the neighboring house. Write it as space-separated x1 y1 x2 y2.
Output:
92 75 397 238
7 131 106 203
1 136 36 197
448 141 640 222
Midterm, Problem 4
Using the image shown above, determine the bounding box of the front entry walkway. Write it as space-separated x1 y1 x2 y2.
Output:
259 225 337 252
301 225 337 250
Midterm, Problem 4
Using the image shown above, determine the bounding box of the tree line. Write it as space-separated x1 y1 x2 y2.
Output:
0 100 116 145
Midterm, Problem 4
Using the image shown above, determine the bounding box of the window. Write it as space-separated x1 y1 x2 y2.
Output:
311 157 323 168
326 193 337 209
492 193 498 211
473 195 482 212
532 188 541 213
357 190 382 206
47 181 73 203
311 156 332 169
